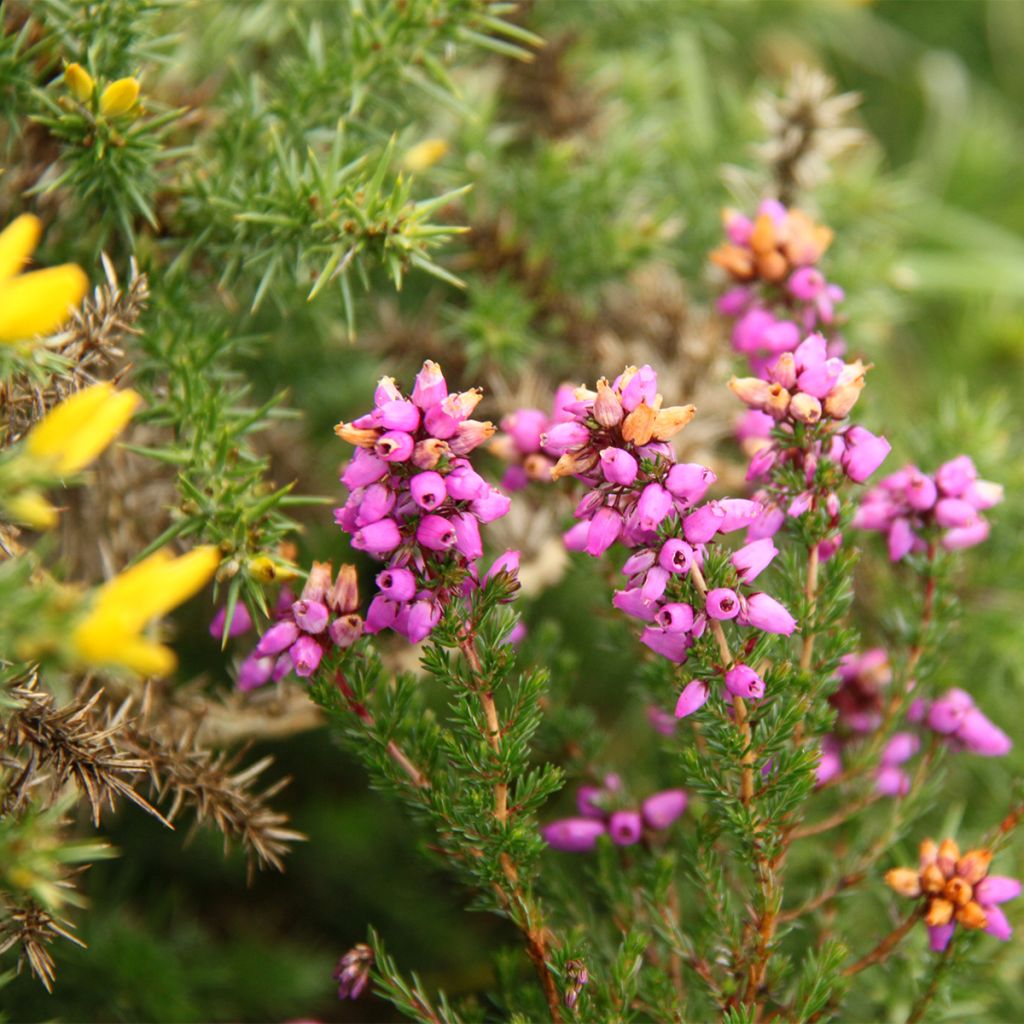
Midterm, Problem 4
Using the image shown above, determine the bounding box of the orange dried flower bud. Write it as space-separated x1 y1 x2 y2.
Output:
956 849 993 886
335 421 380 447
756 250 788 282
925 898 954 927
709 244 755 280
651 404 697 441
955 901 988 930
622 402 657 446
524 453 554 481
790 392 822 424
594 378 624 427
919 838 938 870
884 867 922 898
728 376 773 409
937 839 961 877
944 877 973 907
750 213 778 255
921 863 946 894
765 383 791 419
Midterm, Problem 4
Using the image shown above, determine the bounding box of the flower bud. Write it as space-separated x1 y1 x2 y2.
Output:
585 507 622 557
542 817 607 852
410 470 447 509
99 77 140 117
289 636 324 677
658 538 694 574
728 376 773 409
654 602 694 633
731 537 778 582
765 383 791 419
975 875 1019 904
675 680 710 719
342 448 389 488
470 487 511 523
329 613 364 649
665 464 716 505
640 627 691 663
412 360 447 409
884 867 922 898
255 620 300 657
790 392 822 424
641 789 688 830
740 592 796 635
608 810 644 846
636 483 673 532
621 401 657 445
445 463 489 501
64 62 95 102
356 482 396 525
452 512 483 559
724 663 765 699
352 517 402 555
238 654 275 692
364 595 400 633
293 599 329 634
329 564 360 614
594 378 624 427
375 430 415 462
449 419 496 456
599 447 638 486
416 514 456 551
412 437 450 469
651 404 697 440
335 421 380 447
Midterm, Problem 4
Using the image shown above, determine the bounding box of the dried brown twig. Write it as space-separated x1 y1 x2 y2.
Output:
0 899 85 993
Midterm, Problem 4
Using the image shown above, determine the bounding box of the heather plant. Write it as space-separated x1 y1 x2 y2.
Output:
1 2 1023 1022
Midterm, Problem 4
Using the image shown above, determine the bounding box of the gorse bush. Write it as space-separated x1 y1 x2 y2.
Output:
0 1 1022 1022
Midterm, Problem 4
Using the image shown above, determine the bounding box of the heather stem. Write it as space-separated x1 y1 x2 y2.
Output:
842 908 922 977
799 542 819 673
458 634 562 1023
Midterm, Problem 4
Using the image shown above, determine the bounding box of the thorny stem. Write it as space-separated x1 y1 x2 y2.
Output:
458 633 563 1024
842 907 922 977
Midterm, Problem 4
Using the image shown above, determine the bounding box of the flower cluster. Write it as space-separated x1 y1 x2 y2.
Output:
542 774 688 852
237 562 364 689
886 838 1018 951
333 361 512 643
854 456 1003 560
491 385 577 491
711 200 844 373
817 651 1011 792
908 689 1012 758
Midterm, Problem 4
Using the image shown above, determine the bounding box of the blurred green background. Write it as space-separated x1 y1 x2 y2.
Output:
5 0 1024 1020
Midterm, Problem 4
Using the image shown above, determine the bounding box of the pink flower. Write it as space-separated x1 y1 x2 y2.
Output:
542 818 607 852
740 593 797 635
375 431 415 462
289 636 324 677
658 538 694 574
600 447 639 486
731 538 778 582
412 360 447 409
724 664 765 699
417 514 457 551
377 567 416 602
636 483 673 531
608 810 644 846
640 627 691 663
665 463 716 505
352 518 402 555
675 680 710 719
292 599 329 634
841 426 891 483
641 790 688 830
256 620 300 657
410 471 446 510
706 588 741 620
586 507 622 557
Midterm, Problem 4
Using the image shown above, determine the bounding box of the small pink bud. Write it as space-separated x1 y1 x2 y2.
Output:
790 392 822 424
445 463 489 501
237 654 274 691
934 498 978 529
641 566 669 604
675 680 710 719
654 602 694 633
841 427 891 483
417 514 456 552
486 550 520 581
585 507 622 557
612 587 658 621
289 636 324 677
888 518 917 562
724 663 765 699
599 447 638 486
942 519 990 550
502 408 548 453
410 471 446 510
292 599 329 634
706 588 740 620
608 810 644 845
641 789 688 830
364 595 400 633
470 487 511 523
352 517 402 555
665 463 716 505
957 708 1012 757
740 592 796 635
412 360 447 409
636 483 673 532
255 620 300 656
731 537 778 582
683 502 727 543
449 419 496 456
412 438 450 469
542 818 606 852
541 421 590 455
377 567 417 602
210 602 253 640
452 512 483 559
342 448 389 488
379 399 420 432
927 688 974 734
640 627 691 663
975 877 1021 905
905 469 938 511
935 455 976 497
658 538 694 574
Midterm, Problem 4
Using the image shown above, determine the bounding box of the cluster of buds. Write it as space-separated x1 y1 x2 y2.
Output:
546 367 796 673
542 774 688 852
885 839 1018 951
236 563 363 688
490 385 577 491
854 456 1003 560
63 63 141 118
908 689 1012 757
333 942 374 1000
333 361 511 644
563 959 590 1011
711 200 844 373
819 730 920 796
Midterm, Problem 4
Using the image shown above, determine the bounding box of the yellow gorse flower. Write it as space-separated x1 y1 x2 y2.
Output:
64 62 95 103
72 546 220 676
0 214 88 343
25 381 141 476
402 138 449 172
99 77 140 117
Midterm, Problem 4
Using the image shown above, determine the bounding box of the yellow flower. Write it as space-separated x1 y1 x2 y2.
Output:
0 214 88 343
248 554 300 583
99 77 140 117
72 546 220 676
64 62 95 102
402 138 449 172
25 382 141 476
5 490 59 530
